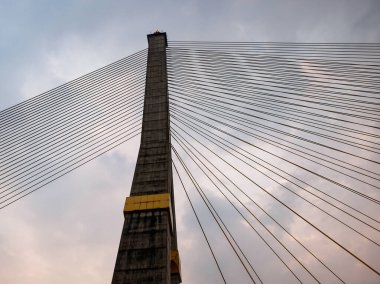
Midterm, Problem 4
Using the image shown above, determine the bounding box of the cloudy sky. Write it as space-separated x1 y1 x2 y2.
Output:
0 0 379 283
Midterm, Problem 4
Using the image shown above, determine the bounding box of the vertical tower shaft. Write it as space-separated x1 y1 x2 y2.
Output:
112 32 180 284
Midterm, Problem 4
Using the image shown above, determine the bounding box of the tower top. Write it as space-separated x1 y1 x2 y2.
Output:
147 31 168 47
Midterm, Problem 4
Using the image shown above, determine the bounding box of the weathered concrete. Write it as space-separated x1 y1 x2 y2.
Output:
112 33 180 284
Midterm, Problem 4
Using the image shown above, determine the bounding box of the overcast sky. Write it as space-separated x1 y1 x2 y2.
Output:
0 0 380 283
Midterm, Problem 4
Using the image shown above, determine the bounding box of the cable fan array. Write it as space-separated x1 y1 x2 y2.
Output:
0 40 379 283
0 49 147 209
168 42 380 283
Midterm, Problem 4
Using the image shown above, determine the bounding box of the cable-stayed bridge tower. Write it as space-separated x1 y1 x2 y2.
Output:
1 32 379 283
112 32 181 284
